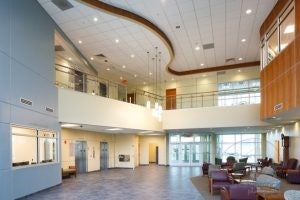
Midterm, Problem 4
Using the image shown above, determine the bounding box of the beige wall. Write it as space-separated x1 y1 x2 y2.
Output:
139 135 167 165
114 134 136 168
149 143 156 163
61 128 114 171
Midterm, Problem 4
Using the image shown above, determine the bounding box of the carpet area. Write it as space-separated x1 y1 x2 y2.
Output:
190 172 300 200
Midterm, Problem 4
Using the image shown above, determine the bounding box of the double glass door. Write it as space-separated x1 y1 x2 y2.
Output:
170 143 201 166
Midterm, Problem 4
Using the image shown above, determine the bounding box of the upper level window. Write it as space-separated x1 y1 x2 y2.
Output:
261 1 295 69
280 5 295 51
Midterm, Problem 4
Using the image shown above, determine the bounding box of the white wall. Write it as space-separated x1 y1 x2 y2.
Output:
162 104 269 130
266 121 300 162
139 135 167 165
58 88 163 132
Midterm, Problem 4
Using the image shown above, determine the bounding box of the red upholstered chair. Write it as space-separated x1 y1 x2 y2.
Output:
276 158 298 178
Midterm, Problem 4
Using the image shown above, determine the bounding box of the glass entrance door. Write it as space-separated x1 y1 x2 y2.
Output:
170 143 201 166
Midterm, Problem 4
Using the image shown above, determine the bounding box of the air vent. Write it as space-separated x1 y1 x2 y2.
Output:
217 71 226 75
20 98 33 106
202 43 214 50
95 53 106 58
51 0 74 11
55 45 65 51
45 107 54 113
225 58 235 62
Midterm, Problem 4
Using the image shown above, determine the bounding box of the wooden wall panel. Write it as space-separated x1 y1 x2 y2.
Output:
260 0 300 120
296 64 300 106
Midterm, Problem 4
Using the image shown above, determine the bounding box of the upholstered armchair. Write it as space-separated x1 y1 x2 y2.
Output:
239 157 248 164
215 157 223 165
202 162 211 176
222 156 236 168
232 162 246 175
220 184 257 200
209 171 234 194
276 158 298 178
286 165 300 184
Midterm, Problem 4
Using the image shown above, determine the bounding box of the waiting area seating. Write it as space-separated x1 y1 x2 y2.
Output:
220 184 257 200
275 158 298 178
209 170 234 194
62 166 77 178
286 165 300 184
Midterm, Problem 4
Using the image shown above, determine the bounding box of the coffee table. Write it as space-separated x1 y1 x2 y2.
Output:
256 187 284 200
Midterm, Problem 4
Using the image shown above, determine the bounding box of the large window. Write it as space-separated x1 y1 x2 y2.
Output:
216 134 261 163
261 1 295 69
169 133 211 166
12 125 58 167
218 79 260 106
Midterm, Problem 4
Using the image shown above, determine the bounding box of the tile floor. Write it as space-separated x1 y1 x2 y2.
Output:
20 165 204 200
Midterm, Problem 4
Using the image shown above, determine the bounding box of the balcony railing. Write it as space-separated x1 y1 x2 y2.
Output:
55 64 260 110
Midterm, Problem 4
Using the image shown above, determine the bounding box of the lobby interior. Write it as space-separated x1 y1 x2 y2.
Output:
1 0 300 199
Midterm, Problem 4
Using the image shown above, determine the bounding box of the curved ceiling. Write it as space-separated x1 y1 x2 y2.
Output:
38 0 277 86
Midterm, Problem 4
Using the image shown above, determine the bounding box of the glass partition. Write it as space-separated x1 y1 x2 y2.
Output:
12 125 58 167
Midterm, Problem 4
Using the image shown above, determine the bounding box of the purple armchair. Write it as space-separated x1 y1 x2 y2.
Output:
202 162 211 176
286 166 300 184
209 171 234 194
276 158 298 178
220 184 257 200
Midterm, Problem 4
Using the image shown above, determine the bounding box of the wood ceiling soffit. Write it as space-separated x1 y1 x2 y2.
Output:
79 0 260 76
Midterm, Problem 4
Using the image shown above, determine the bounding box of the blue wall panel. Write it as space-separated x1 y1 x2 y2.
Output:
0 123 11 170
0 169 12 200
0 1 10 55
11 0 54 82
0 52 10 103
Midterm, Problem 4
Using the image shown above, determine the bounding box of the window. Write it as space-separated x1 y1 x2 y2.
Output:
260 1 295 69
12 125 58 167
267 27 279 63
216 134 261 163
218 79 260 106
279 5 295 51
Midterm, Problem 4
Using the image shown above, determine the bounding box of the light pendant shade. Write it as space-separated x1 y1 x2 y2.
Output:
146 100 151 109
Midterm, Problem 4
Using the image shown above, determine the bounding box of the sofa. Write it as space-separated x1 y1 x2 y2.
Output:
275 158 298 178
209 171 233 194
220 184 257 200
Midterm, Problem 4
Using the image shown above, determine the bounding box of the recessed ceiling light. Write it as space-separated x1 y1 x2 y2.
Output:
130 54 135 58
90 57 94 60
61 123 80 128
246 9 252 14
134 74 137 77
149 72 152 75
238 69 241 72
202 74 207 77
171 78 174 81
106 68 110 71
93 17 98 22
195 46 200 51
115 39 119 43
68 57 72 61
106 128 122 131
120 76 123 80
78 40 82 44
238 57 243 61
122 65 126 69
143 82 146 85
200 63 204 66
241 38 246 42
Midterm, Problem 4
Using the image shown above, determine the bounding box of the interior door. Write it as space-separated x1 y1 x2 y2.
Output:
75 141 87 173
166 88 176 110
127 93 136 104
100 142 108 170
